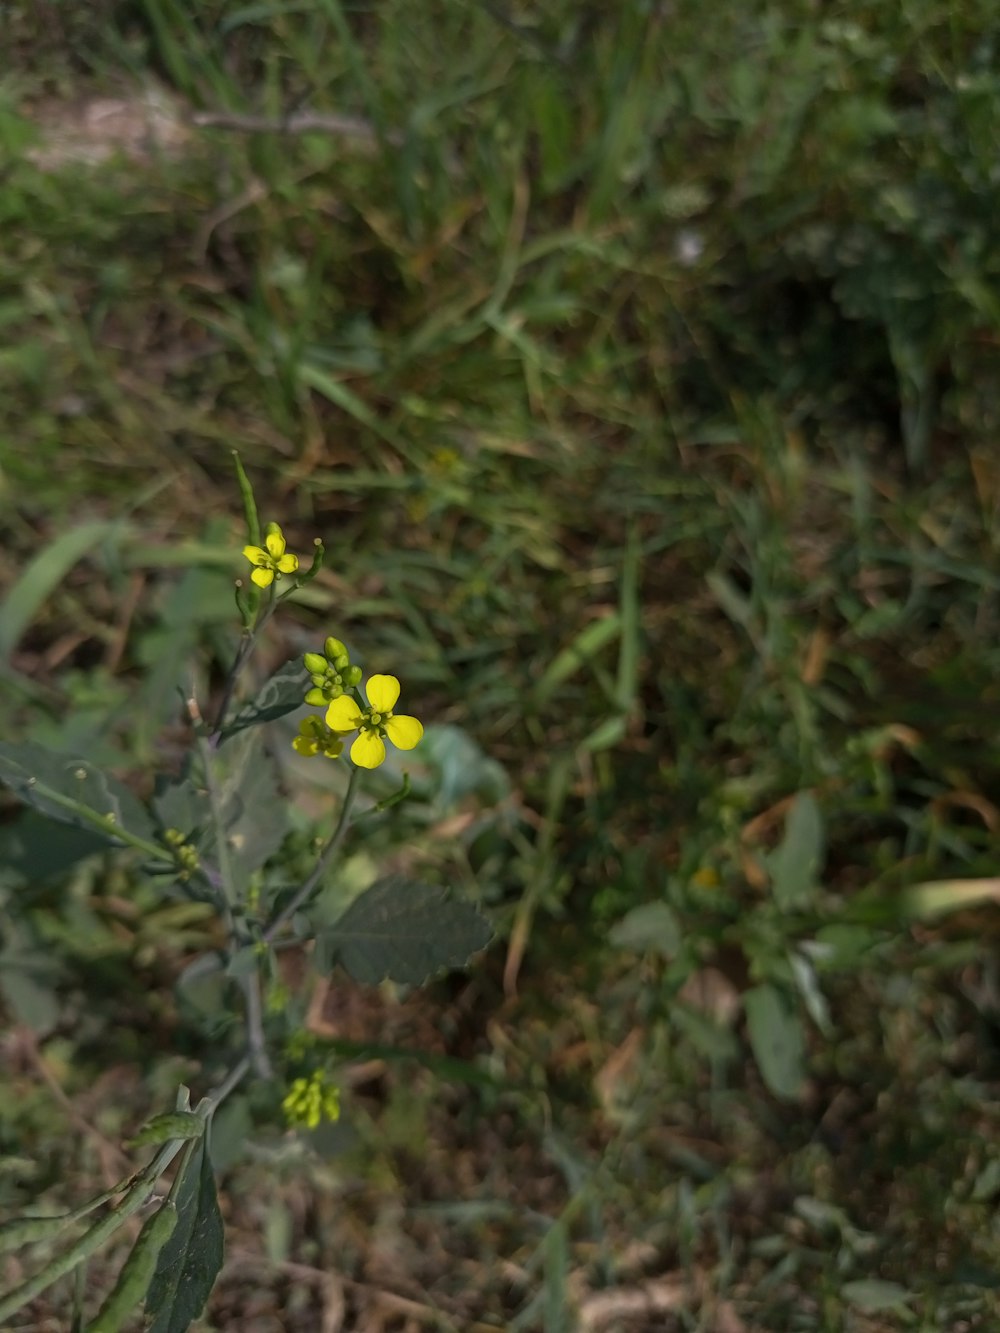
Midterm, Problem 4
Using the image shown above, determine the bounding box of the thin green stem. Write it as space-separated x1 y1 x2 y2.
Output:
209 593 279 746
263 766 362 943
17 784 170 865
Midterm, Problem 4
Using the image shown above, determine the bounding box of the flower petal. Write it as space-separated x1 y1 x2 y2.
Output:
326 696 363 731
292 735 319 756
243 545 268 565
366 674 400 712
351 731 386 768
276 553 299 574
385 714 423 751
265 529 286 558
251 566 275 587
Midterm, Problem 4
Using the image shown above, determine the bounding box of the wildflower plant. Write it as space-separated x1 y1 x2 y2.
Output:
0 454 492 1331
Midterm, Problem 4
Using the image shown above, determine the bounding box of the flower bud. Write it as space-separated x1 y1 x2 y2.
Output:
324 637 347 662
303 652 327 675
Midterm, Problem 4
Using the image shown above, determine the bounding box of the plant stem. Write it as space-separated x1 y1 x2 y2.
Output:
194 721 272 1079
208 594 279 747
263 766 362 943
0 1060 250 1323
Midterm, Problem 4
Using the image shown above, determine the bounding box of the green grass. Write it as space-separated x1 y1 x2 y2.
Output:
3 0 1000 1326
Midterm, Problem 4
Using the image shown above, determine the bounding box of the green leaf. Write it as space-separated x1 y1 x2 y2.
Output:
223 660 308 738
609 902 681 958
767 793 824 910
317 876 493 984
0 742 156 847
152 776 205 841
744 984 806 1101
841 1279 912 1313
220 737 288 879
145 1138 224 1333
0 947 60 1034
418 725 511 807
532 613 621 706
0 810 108 885
0 519 123 663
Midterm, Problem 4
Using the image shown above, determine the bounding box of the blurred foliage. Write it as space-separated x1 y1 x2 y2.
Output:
3 0 1000 1326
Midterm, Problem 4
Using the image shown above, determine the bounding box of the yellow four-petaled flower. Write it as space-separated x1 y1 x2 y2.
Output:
242 524 299 588
326 674 423 769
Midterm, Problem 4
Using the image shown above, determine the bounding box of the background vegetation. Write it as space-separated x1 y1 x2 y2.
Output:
3 1 1000 1328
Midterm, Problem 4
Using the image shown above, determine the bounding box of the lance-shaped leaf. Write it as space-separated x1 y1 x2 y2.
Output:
745 983 806 1101
316 876 493 984
223 659 309 739
145 1136 224 1333
0 741 156 846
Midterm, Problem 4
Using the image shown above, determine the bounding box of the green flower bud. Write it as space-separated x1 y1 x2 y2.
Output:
303 652 327 675
324 637 347 662
305 687 328 706
344 665 363 687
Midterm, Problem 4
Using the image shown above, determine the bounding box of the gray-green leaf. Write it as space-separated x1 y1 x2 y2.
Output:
609 902 681 958
223 660 308 739
768 793 824 911
744 984 806 1100
145 1137 223 1333
317 876 493 984
0 742 156 847
841 1279 912 1313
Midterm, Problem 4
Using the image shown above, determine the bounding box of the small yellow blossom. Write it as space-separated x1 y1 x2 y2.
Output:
292 716 344 760
325 674 423 769
242 523 299 588
282 1071 341 1131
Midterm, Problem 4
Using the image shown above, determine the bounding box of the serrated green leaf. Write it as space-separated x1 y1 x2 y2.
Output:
223 660 308 738
744 984 806 1101
145 1138 223 1333
317 876 493 984
768 793 824 910
609 902 681 958
0 742 156 847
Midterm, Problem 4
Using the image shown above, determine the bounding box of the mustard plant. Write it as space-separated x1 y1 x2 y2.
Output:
0 454 491 1331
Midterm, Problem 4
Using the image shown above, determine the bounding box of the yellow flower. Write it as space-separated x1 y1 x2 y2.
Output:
325 674 423 769
282 1071 341 1131
291 716 344 760
242 523 299 588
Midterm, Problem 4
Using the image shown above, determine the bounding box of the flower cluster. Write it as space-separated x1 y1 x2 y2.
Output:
238 523 425 770
242 522 299 589
282 1071 341 1131
295 640 424 769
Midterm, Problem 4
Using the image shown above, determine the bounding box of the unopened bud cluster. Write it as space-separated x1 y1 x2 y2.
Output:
303 637 362 706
